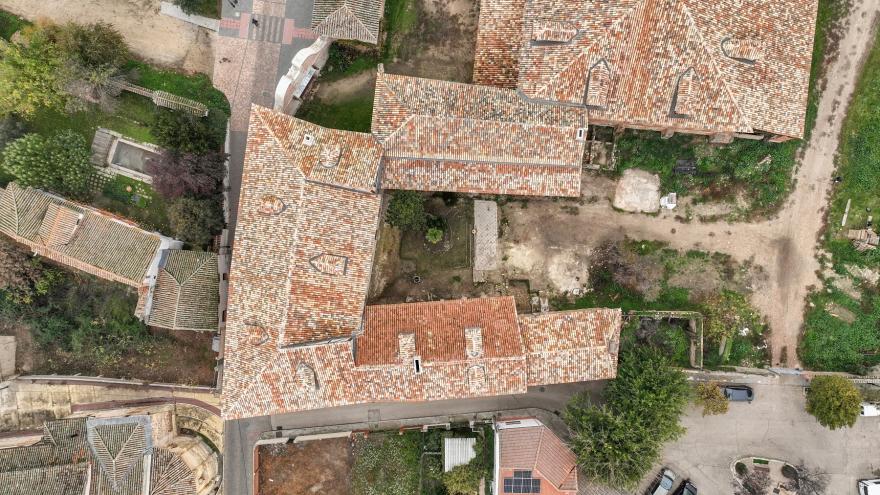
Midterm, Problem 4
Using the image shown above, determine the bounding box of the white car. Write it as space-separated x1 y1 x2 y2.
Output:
651 468 677 495
860 403 880 417
859 479 880 495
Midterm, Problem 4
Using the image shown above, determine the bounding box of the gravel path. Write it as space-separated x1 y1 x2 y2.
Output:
0 0 215 74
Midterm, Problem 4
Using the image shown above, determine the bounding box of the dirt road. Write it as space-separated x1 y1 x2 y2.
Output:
0 0 214 74
502 0 880 367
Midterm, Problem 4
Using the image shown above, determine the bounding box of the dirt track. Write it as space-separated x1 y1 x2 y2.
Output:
502 0 880 367
0 0 214 74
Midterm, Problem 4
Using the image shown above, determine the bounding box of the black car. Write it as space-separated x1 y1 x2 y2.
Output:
722 385 754 402
672 480 697 495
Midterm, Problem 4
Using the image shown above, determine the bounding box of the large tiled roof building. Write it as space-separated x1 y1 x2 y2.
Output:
474 0 819 141
373 67 588 197
220 106 623 420
312 0 385 44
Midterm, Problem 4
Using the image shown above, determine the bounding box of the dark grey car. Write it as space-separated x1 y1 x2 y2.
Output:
722 385 754 402
672 480 697 495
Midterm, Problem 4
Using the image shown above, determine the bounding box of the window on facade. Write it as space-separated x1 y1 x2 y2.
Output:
584 59 611 108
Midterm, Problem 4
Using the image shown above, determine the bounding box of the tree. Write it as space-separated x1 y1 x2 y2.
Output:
150 108 226 154
0 114 26 151
1 131 92 197
386 190 426 231
443 464 481 495
695 382 729 416
806 375 861 430
734 468 770 495
0 237 40 303
0 29 72 116
55 22 128 71
565 348 689 488
167 197 224 246
146 150 227 200
173 0 209 15
789 463 829 495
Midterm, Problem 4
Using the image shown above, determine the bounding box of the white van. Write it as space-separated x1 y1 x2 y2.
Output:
859 479 880 495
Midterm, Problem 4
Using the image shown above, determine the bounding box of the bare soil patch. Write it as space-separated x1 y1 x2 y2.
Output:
258 437 353 495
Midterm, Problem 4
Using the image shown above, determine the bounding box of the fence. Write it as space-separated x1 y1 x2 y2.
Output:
110 80 209 116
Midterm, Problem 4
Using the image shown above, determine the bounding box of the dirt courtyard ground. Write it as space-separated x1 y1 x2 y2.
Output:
0 0 214 74
258 437 353 495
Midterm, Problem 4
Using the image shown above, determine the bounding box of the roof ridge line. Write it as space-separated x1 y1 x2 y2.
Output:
679 3 753 132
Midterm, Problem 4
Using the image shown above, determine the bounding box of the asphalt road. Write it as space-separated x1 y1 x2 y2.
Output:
656 374 880 494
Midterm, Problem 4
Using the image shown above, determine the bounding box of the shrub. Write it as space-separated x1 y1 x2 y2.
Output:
150 108 226 154
0 237 41 303
167 197 224 246
1 131 92 197
695 382 729 416
425 227 443 244
565 348 689 488
735 462 747 476
806 375 861 430
703 291 761 343
443 464 481 495
146 150 227 200
55 22 128 71
781 464 799 480
386 190 426 231
0 114 27 151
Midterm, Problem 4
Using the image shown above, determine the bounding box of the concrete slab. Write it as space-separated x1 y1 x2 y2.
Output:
613 169 661 213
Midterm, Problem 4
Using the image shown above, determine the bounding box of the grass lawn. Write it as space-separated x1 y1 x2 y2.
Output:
93 175 170 233
615 0 848 218
297 93 374 133
28 93 156 144
399 197 472 273
800 20 880 373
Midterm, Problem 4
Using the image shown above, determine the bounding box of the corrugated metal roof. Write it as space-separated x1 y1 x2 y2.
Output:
444 437 477 472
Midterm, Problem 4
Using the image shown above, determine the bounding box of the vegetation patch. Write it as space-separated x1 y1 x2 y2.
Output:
297 93 374 133
0 240 215 384
561 240 768 368
171 0 221 19
802 14 880 373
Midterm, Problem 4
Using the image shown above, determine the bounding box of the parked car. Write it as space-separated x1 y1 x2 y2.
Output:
860 403 880 417
858 479 880 495
672 480 697 495
649 468 677 495
721 385 754 402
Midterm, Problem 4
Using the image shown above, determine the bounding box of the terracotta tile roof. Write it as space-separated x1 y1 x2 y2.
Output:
146 250 220 331
312 0 385 44
357 297 523 365
472 0 526 88
499 425 579 493
0 183 163 287
372 67 587 197
222 294 621 419
475 0 817 138
519 309 621 386
222 107 383 415
0 417 198 495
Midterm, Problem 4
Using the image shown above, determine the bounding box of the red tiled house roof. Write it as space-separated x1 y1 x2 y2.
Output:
312 0 385 44
474 0 818 139
499 424 579 494
372 67 588 197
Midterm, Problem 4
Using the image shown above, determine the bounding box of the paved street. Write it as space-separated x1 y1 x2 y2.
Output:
658 375 879 494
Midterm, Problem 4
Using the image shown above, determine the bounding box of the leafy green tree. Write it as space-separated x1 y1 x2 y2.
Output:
806 375 861 430
1 131 92 197
0 29 72 116
0 114 26 151
695 382 729 416
150 108 226 154
167 197 224 246
565 348 689 488
443 464 481 495
386 190 426 231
